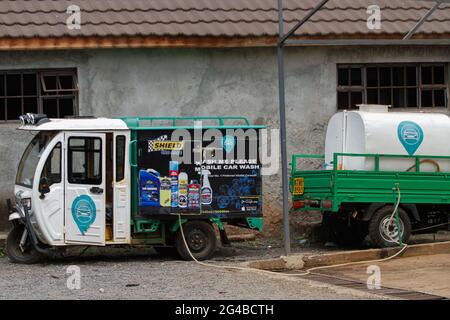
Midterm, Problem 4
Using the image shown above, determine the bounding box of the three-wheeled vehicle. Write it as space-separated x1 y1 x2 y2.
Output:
6 114 264 263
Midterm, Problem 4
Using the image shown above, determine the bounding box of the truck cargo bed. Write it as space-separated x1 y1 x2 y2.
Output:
291 153 450 212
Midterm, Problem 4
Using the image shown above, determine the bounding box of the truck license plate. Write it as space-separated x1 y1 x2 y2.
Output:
293 178 304 195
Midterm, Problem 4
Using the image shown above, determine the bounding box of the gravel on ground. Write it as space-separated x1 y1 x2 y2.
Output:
0 241 383 300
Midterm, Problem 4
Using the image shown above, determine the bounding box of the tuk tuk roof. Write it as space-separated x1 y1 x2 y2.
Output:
18 117 129 131
18 116 264 131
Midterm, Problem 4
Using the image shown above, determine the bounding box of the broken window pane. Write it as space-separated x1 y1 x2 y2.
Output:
379 68 391 86
421 90 433 107
7 74 21 96
350 68 362 86
338 68 349 86
407 88 417 108
24 97 38 114
434 66 445 85
380 89 391 105
7 98 22 120
0 99 5 120
393 88 405 108
23 74 37 96
59 75 75 90
366 67 378 87
41 75 58 95
393 67 405 86
434 90 446 107
43 99 58 118
406 67 417 86
0 75 4 96
59 98 74 118
367 89 378 104
338 92 349 109
421 66 433 85
337 64 445 110
351 91 363 107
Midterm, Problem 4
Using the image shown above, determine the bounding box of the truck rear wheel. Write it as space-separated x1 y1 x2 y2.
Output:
5 224 42 264
175 221 217 261
369 206 411 248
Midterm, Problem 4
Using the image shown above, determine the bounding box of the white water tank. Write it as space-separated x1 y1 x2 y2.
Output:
324 108 450 172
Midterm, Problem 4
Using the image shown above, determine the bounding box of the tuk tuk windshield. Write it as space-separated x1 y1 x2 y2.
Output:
16 132 57 188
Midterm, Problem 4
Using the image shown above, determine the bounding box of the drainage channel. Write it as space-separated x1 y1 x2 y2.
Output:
275 270 448 300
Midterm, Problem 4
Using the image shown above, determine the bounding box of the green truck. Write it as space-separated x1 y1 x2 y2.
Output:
290 109 450 247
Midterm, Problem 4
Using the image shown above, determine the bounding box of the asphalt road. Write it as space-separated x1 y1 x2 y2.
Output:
0 247 382 300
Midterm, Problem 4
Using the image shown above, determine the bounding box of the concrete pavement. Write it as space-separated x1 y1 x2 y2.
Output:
318 253 450 298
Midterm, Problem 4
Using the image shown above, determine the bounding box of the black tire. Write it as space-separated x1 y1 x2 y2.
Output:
368 206 411 248
5 224 42 264
175 221 217 261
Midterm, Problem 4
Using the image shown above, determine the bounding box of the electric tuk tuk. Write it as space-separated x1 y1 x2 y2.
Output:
6 114 264 263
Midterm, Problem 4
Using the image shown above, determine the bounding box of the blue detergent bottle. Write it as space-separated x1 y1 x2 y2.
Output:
139 169 161 207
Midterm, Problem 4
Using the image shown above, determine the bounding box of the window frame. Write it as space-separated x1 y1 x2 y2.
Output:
337 63 448 110
39 142 62 191
67 137 103 186
0 68 79 122
115 135 126 182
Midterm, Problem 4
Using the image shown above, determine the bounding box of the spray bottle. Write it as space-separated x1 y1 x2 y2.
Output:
201 169 213 205
170 161 179 208
178 171 188 208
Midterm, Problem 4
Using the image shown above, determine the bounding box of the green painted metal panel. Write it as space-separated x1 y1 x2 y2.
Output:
246 217 263 231
120 116 265 130
291 152 450 213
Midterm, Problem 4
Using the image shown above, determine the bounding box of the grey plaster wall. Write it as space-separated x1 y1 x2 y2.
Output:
0 46 449 234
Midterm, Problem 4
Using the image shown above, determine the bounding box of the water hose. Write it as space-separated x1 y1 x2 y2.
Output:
177 210 408 279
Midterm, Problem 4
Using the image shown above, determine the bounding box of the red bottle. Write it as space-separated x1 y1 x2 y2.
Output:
187 180 201 209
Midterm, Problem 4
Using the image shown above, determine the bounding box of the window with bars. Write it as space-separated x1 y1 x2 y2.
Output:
337 64 448 109
0 69 78 122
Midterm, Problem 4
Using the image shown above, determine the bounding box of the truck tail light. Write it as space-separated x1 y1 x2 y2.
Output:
293 201 305 209
322 200 333 209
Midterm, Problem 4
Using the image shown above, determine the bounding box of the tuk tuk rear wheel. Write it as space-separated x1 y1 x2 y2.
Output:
175 221 217 261
5 224 42 264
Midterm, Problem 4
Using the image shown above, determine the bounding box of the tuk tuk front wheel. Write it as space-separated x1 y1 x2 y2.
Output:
175 221 217 261
5 224 42 264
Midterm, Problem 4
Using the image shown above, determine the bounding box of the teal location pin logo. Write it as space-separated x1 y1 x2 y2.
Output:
222 135 236 153
71 195 97 235
397 121 424 155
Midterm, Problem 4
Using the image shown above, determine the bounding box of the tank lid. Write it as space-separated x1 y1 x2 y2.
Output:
357 104 390 113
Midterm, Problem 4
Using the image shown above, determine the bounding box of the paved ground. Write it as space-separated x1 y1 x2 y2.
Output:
319 253 450 298
0 244 384 300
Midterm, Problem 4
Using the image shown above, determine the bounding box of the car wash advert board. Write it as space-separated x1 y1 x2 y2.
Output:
136 129 262 218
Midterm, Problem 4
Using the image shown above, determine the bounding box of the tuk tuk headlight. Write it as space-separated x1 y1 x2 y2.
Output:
21 198 32 210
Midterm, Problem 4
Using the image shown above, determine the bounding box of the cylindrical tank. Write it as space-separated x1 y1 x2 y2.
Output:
324 110 450 172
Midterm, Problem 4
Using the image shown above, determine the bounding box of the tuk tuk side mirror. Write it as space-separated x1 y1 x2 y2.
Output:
39 177 50 199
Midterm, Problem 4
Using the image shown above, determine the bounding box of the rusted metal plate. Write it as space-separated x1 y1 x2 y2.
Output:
299 272 448 300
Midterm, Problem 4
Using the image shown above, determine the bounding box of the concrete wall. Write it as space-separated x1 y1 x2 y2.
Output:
0 46 449 234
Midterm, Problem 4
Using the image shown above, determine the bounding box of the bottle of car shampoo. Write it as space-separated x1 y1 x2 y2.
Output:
188 180 201 209
170 161 179 208
159 176 171 207
201 169 213 205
